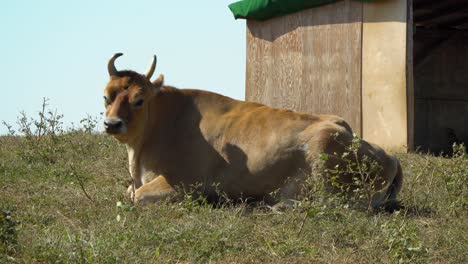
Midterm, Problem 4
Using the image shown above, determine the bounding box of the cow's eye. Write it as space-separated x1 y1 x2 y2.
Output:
133 99 144 108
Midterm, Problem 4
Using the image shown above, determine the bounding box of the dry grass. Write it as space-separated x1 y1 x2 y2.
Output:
1 103 467 263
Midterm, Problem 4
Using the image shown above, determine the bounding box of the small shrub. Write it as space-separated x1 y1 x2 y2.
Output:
2 99 102 204
381 212 426 262
318 133 386 212
4 98 66 164
79 114 100 134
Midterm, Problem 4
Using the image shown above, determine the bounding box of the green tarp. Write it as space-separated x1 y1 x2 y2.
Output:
229 0 377 21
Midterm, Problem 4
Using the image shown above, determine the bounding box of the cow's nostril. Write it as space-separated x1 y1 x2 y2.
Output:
104 120 112 128
104 119 123 129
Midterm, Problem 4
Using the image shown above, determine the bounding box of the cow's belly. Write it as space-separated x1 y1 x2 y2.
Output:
214 142 310 198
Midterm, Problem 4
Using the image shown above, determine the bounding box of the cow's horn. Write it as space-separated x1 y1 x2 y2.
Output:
108 53 123 76
145 55 157 79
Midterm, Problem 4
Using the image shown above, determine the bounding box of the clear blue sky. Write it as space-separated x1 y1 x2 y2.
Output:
0 0 246 134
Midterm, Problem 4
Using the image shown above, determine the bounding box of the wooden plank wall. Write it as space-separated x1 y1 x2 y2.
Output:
413 30 468 153
246 0 363 135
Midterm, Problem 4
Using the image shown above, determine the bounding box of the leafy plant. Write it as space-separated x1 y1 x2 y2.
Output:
318 133 386 212
381 212 426 262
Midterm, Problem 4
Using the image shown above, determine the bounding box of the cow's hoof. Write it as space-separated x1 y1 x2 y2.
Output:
269 202 292 213
127 185 135 195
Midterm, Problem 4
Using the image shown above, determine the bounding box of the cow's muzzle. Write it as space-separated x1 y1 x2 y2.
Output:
104 118 126 134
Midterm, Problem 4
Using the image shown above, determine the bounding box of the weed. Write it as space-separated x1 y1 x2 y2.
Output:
381 211 426 262
315 133 388 212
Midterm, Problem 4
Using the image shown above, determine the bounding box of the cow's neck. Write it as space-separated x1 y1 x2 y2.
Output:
123 98 156 187
124 86 187 188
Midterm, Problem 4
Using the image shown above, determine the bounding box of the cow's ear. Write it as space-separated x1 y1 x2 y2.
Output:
152 74 164 89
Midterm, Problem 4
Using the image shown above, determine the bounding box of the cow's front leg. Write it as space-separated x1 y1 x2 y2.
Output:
134 175 175 204
126 175 143 197
126 184 136 198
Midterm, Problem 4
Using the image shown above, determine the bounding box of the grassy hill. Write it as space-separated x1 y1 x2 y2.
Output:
1 105 467 263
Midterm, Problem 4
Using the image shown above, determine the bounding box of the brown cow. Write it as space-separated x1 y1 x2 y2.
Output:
103 53 403 209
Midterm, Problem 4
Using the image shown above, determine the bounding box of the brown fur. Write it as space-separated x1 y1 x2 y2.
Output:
103 64 403 209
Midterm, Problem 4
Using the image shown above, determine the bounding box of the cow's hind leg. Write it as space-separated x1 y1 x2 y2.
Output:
268 170 310 212
380 158 404 211
300 120 404 210
134 175 175 204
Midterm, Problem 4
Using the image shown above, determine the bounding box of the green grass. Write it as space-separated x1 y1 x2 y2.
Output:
1 104 467 263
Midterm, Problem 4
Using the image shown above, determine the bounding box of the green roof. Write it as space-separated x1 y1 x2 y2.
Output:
229 0 377 21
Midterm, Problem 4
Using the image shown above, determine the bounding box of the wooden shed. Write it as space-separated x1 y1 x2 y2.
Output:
232 0 468 153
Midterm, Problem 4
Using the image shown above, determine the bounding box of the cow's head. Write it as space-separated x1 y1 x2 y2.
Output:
103 53 164 143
